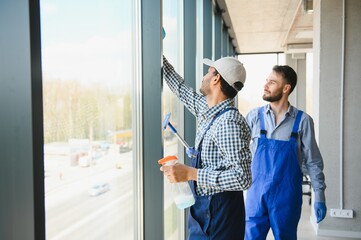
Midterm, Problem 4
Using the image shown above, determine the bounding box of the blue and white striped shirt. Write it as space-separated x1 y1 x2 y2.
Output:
163 56 252 196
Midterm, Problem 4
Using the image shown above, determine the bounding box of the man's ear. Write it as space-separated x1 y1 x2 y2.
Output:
283 83 291 94
213 73 221 84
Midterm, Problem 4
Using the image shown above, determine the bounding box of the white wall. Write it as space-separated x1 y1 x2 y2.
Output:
314 0 361 238
286 53 307 112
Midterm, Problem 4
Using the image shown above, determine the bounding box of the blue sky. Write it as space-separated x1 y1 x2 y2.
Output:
40 0 131 44
40 0 133 86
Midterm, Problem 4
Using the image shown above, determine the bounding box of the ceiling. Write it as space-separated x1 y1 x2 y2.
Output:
217 0 314 54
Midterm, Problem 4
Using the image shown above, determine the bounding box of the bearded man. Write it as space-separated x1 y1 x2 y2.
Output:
245 65 327 240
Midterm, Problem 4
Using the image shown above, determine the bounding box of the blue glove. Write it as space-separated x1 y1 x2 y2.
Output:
186 147 198 159
162 27 166 39
314 202 327 223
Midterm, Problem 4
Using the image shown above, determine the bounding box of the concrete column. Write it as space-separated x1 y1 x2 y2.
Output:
286 53 307 111
313 0 361 238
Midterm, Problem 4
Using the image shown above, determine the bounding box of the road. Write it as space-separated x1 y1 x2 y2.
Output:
45 146 134 240
44 139 179 240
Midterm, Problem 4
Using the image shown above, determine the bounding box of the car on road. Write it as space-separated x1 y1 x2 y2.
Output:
88 183 110 197
118 140 131 153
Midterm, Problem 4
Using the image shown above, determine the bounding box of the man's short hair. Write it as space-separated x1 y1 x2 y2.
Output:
272 65 297 94
214 70 243 99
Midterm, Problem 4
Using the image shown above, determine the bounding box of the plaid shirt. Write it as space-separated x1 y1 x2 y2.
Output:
163 56 252 196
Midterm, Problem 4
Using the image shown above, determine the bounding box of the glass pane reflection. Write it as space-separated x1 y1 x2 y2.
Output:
163 0 184 239
41 1 135 239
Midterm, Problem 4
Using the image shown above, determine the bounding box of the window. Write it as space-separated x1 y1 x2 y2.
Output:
237 54 285 115
163 0 184 239
40 1 136 239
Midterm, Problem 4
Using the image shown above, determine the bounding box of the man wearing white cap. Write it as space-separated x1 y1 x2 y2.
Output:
160 55 252 239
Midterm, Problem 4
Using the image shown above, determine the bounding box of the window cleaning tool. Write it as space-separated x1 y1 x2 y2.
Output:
163 113 198 159
163 112 189 148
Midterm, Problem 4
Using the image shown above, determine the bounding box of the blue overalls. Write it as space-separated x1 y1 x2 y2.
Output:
245 107 304 240
187 107 245 240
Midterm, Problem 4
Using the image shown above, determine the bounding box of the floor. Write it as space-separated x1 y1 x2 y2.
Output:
266 195 354 240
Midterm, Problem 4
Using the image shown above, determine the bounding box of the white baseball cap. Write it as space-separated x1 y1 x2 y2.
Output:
203 57 246 91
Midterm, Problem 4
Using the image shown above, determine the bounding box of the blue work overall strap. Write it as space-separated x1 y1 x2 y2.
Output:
193 107 238 169
190 107 238 196
290 110 303 141
258 107 303 140
258 107 267 139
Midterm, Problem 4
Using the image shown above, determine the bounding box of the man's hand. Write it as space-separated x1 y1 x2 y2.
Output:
160 163 197 183
314 202 327 223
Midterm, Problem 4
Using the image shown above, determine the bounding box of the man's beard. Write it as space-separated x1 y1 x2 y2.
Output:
263 90 282 102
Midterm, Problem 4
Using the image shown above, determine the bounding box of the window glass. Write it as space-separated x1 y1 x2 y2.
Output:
163 0 184 239
196 0 204 93
40 1 135 239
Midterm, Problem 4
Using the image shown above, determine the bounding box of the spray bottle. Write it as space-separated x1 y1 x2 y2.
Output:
158 155 195 209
